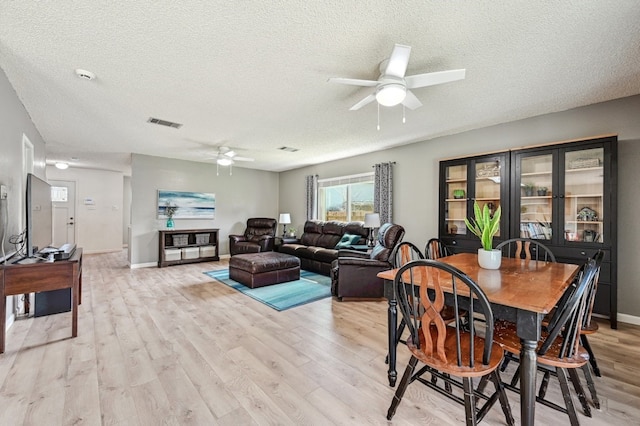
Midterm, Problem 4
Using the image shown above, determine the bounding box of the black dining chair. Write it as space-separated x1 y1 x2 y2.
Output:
387 260 514 426
495 237 556 262
424 237 452 260
491 258 600 426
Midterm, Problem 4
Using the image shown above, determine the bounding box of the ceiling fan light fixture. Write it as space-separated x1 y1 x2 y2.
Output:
376 83 406 107
217 158 233 166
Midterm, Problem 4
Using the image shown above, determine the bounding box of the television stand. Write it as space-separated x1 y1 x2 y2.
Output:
0 248 83 353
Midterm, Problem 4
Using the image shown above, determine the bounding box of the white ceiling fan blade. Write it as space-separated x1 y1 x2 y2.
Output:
349 93 376 110
328 77 378 87
233 156 254 162
402 90 423 110
405 69 466 89
384 44 411 78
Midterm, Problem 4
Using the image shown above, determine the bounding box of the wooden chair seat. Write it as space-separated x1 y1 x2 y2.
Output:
494 319 589 369
408 326 504 377
581 321 598 335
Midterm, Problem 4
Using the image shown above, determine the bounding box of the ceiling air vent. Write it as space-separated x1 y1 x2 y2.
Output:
147 117 183 129
278 146 299 152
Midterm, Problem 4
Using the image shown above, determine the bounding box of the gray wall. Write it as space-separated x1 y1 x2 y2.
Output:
0 67 47 327
130 154 279 266
279 95 640 320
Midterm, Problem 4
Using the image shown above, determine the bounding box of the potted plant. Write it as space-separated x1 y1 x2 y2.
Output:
523 183 536 197
287 227 297 238
452 189 465 199
464 201 502 269
537 187 548 196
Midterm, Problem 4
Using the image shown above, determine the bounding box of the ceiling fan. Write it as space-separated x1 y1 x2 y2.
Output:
208 146 254 175
328 43 466 111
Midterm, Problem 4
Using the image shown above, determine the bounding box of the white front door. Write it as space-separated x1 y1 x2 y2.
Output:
50 180 76 246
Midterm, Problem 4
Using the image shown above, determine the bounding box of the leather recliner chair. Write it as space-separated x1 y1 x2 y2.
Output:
331 222 405 300
229 218 277 256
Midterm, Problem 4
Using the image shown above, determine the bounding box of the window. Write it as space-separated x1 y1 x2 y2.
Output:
317 173 374 222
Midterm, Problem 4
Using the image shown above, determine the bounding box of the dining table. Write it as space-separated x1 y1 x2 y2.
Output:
377 252 580 426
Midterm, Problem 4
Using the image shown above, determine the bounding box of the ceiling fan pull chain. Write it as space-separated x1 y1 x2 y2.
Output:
377 102 380 131
403 104 406 124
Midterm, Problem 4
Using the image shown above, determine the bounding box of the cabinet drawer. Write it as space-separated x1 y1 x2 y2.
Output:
550 246 609 261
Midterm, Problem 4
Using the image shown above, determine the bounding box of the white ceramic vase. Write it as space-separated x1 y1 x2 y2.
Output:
477 248 502 270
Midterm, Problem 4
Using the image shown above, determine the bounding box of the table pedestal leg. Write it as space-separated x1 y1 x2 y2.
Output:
520 338 537 426
387 298 398 387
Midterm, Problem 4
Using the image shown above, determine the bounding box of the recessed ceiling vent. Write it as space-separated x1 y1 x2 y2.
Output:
278 146 299 152
147 117 183 129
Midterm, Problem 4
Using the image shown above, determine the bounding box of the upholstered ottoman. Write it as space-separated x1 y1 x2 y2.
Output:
229 252 300 288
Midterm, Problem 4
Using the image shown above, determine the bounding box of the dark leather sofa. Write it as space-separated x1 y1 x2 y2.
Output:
331 223 405 300
229 217 277 256
278 220 368 275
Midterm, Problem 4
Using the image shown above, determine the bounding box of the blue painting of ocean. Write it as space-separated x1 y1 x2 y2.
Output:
158 190 215 219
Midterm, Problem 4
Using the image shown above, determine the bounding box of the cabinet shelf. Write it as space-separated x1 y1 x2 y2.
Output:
566 166 603 173
565 194 603 198
521 171 552 176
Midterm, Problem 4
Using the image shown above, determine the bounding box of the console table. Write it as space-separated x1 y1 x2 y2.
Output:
158 229 219 267
0 248 83 353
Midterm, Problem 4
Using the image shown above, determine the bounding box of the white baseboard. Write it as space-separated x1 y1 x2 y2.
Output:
617 313 640 326
130 262 157 269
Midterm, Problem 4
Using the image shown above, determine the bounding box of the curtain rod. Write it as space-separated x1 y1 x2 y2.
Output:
372 161 396 167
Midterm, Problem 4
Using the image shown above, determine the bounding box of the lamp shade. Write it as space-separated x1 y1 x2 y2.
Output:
279 213 291 224
364 213 381 228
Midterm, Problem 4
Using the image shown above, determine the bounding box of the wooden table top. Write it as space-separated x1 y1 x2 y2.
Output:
377 252 580 314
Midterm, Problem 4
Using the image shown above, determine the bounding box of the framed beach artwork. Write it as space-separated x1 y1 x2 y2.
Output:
157 190 216 219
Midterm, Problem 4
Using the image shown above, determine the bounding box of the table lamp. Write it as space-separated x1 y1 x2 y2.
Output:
364 213 381 247
279 213 291 238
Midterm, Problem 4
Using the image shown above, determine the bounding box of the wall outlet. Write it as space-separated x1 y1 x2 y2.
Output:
0 184 7 199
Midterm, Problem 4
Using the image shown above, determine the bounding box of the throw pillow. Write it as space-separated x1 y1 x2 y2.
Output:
334 233 362 249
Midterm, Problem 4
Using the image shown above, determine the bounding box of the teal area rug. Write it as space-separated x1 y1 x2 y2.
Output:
204 269 332 311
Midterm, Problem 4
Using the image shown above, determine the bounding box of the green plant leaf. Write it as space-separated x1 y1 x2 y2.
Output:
465 201 501 250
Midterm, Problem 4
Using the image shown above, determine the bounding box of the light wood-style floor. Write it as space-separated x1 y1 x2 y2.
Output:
1 250 639 425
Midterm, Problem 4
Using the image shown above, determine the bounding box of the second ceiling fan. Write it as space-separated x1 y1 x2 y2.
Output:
329 43 466 111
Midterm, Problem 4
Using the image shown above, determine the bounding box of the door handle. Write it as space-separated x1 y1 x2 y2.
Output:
67 222 74 225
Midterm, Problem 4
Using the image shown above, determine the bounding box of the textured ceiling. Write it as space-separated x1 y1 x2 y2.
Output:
1 1 639 174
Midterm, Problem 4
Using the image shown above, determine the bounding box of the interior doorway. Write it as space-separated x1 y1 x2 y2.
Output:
49 180 76 246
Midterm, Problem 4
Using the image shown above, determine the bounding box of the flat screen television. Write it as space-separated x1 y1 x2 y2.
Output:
26 173 53 257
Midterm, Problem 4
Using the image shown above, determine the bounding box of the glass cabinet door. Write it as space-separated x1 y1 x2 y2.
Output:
444 163 468 236
518 153 553 240
563 147 604 243
474 158 503 237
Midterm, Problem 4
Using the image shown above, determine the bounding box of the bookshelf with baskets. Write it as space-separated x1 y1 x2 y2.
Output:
158 228 219 267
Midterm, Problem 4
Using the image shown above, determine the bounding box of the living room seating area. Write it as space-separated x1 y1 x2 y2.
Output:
278 220 369 276
229 217 278 256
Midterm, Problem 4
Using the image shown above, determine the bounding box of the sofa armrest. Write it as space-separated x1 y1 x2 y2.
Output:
337 257 389 268
337 249 370 259
229 234 247 243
